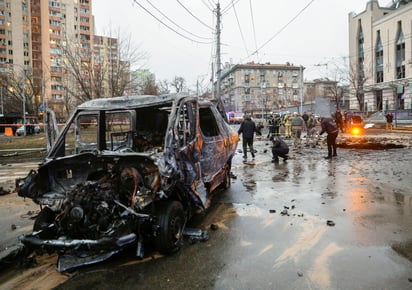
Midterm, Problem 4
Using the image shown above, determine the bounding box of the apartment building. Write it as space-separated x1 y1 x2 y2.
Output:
0 0 93 119
0 0 31 72
31 0 93 118
219 62 303 115
348 0 412 112
93 35 118 98
0 0 32 115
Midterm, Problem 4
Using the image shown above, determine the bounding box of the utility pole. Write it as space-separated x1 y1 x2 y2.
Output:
299 65 303 113
1 87 3 116
22 69 26 136
215 2 221 101
214 2 228 121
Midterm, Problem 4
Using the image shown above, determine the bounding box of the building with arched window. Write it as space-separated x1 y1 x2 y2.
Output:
348 0 412 113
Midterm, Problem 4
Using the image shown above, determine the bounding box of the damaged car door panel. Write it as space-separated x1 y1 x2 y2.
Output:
16 94 238 272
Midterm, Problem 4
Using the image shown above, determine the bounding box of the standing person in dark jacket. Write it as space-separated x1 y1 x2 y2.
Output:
385 112 394 131
335 109 344 133
319 116 339 159
238 115 261 162
270 136 289 163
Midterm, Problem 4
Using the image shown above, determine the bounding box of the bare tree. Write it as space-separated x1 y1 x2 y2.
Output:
0 67 37 115
157 79 170 95
141 78 159 95
348 62 368 111
321 58 349 110
101 28 149 97
170 76 185 93
58 29 148 104
58 40 95 104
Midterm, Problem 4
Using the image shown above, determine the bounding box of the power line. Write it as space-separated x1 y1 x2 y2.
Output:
144 0 212 41
132 0 213 44
175 0 214 31
201 0 214 12
247 0 316 60
231 0 249 57
222 0 242 15
207 0 216 7
248 0 259 61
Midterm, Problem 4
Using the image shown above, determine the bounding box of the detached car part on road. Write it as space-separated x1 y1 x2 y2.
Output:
16 94 238 271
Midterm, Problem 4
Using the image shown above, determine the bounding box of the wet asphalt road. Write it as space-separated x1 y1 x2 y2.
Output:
1 130 412 289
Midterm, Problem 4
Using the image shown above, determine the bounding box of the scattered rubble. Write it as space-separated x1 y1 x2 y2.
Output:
337 135 411 149
326 220 336 227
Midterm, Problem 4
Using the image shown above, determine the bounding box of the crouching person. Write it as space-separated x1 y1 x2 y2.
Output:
270 136 289 163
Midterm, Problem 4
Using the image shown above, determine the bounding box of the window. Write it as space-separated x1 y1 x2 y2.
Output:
49 20 60 26
395 21 405 79
357 21 364 65
375 31 383 83
105 112 132 151
49 1 60 8
396 66 405 79
244 74 250 83
199 108 220 137
375 90 383 111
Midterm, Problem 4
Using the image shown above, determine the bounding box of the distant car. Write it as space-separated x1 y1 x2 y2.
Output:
16 93 239 272
16 125 41 136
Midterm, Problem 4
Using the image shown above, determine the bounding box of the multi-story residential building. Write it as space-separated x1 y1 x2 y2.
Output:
31 0 93 118
0 0 31 71
0 0 32 115
93 35 118 98
0 0 93 118
348 0 412 113
220 62 303 116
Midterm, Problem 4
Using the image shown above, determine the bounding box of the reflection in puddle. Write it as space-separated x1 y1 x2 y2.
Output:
232 203 264 217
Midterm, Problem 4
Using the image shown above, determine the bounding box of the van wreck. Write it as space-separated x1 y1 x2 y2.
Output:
16 94 238 271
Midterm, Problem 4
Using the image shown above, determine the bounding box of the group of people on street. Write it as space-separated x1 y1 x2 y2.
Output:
238 112 340 163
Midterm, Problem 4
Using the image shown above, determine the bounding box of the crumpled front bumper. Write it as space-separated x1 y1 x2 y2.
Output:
19 232 137 251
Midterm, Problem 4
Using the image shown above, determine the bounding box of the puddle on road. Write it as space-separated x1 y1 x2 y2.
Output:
392 240 412 262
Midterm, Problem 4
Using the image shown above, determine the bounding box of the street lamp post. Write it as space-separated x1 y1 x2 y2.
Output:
300 65 303 113
0 87 3 116
22 72 26 136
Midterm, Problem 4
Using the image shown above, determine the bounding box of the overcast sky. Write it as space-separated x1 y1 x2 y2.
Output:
92 0 386 90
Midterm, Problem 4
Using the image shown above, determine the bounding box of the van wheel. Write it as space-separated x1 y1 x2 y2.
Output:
222 164 231 189
155 201 185 254
33 207 57 239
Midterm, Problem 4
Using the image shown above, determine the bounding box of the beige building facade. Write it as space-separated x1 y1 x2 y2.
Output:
0 0 31 72
0 0 94 119
33 0 94 117
348 0 412 112
220 62 303 116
